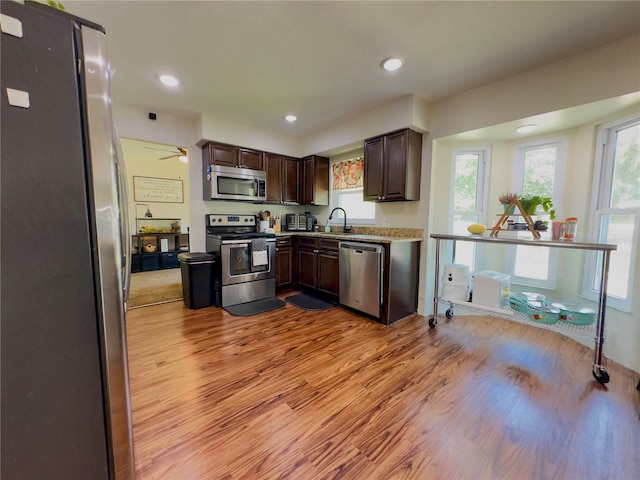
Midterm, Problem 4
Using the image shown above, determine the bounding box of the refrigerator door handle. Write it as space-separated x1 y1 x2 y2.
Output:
81 25 135 478
113 128 132 305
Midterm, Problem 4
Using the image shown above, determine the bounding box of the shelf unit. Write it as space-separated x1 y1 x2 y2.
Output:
491 198 540 239
438 298 596 339
429 233 617 384
131 218 189 272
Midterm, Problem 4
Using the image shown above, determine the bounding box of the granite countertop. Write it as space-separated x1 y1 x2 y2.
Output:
275 228 423 244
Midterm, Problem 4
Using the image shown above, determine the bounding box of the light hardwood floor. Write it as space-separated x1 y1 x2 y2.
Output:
125 297 640 480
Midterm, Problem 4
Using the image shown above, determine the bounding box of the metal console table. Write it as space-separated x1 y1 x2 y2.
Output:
429 233 617 384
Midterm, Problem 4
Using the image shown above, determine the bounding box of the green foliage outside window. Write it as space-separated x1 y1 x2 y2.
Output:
611 123 640 208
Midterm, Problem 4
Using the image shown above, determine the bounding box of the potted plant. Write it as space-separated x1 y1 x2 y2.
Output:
498 192 519 214
518 194 556 220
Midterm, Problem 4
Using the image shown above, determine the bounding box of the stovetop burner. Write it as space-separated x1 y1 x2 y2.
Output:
206 214 275 241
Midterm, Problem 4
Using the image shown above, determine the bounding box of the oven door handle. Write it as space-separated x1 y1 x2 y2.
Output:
219 238 276 245
221 239 253 246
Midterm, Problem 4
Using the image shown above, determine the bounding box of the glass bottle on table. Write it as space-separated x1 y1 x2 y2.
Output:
564 217 578 242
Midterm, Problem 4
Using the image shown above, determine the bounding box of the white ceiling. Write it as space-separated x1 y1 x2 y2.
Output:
67 1 640 138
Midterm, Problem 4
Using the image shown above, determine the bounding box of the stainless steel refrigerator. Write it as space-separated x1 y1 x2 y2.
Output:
1 1 134 478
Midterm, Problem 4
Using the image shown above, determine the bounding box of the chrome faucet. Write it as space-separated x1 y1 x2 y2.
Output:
329 207 351 233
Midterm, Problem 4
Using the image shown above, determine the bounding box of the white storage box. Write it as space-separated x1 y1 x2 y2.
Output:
441 264 470 302
472 270 510 308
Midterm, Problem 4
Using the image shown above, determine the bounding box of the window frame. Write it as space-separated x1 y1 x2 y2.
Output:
582 114 640 312
449 146 491 271
506 136 567 289
329 157 375 225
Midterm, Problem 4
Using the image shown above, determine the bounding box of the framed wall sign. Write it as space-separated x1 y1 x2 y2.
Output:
133 176 184 203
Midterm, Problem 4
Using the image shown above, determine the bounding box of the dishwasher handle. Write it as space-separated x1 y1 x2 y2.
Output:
339 242 383 254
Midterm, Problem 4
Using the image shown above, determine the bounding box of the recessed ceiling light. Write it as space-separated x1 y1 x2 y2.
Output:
381 57 404 71
285 115 297 122
517 124 538 134
159 74 179 87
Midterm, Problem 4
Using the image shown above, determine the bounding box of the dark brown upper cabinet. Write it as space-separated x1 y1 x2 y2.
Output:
265 153 283 203
202 141 263 170
265 153 299 204
300 155 329 206
282 156 299 204
238 148 263 170
364 128 422 202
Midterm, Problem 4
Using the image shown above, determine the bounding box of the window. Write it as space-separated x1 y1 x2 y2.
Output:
584 116 640 311
450 147 491 270
330 157 375 224
507 137 566 288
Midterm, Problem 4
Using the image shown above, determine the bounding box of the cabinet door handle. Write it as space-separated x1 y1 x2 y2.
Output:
382 196 386 200
314 250 319 253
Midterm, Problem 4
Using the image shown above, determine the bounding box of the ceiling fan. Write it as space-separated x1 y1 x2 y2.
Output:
143 146 189 163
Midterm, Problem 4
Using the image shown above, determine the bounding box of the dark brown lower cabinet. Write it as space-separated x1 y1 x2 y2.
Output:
296 237 339 297
286 235 421 324
275 237 293 289
317 249 339 296
297 246 317 289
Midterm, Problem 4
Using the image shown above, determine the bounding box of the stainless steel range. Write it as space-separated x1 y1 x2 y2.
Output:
206 214 276 307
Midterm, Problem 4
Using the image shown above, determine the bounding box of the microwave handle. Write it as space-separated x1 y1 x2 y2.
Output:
254 178 259 196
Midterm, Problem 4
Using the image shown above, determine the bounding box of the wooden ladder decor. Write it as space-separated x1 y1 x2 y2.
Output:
490 198 541 239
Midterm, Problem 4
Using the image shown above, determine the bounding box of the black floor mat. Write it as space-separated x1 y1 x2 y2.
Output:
224 297 285 316
285 293 336 311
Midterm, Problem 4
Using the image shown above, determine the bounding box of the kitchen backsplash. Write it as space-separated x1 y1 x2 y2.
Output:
203 202 423 238
332 226 424 238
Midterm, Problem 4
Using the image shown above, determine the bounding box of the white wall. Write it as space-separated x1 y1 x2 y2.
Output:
301 94 419 156
426 34 640 140
113 104 206 250
121 138 190 235
199 114 304 157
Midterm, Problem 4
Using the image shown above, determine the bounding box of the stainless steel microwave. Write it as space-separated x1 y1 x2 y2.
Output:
206 164 266 202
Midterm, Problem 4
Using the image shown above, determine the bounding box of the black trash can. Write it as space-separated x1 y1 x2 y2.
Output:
178 252 217 309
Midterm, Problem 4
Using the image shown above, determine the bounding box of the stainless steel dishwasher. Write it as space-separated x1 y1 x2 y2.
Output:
339 242 384 318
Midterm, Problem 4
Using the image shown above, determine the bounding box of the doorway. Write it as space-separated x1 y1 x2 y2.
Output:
121 138 191 306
